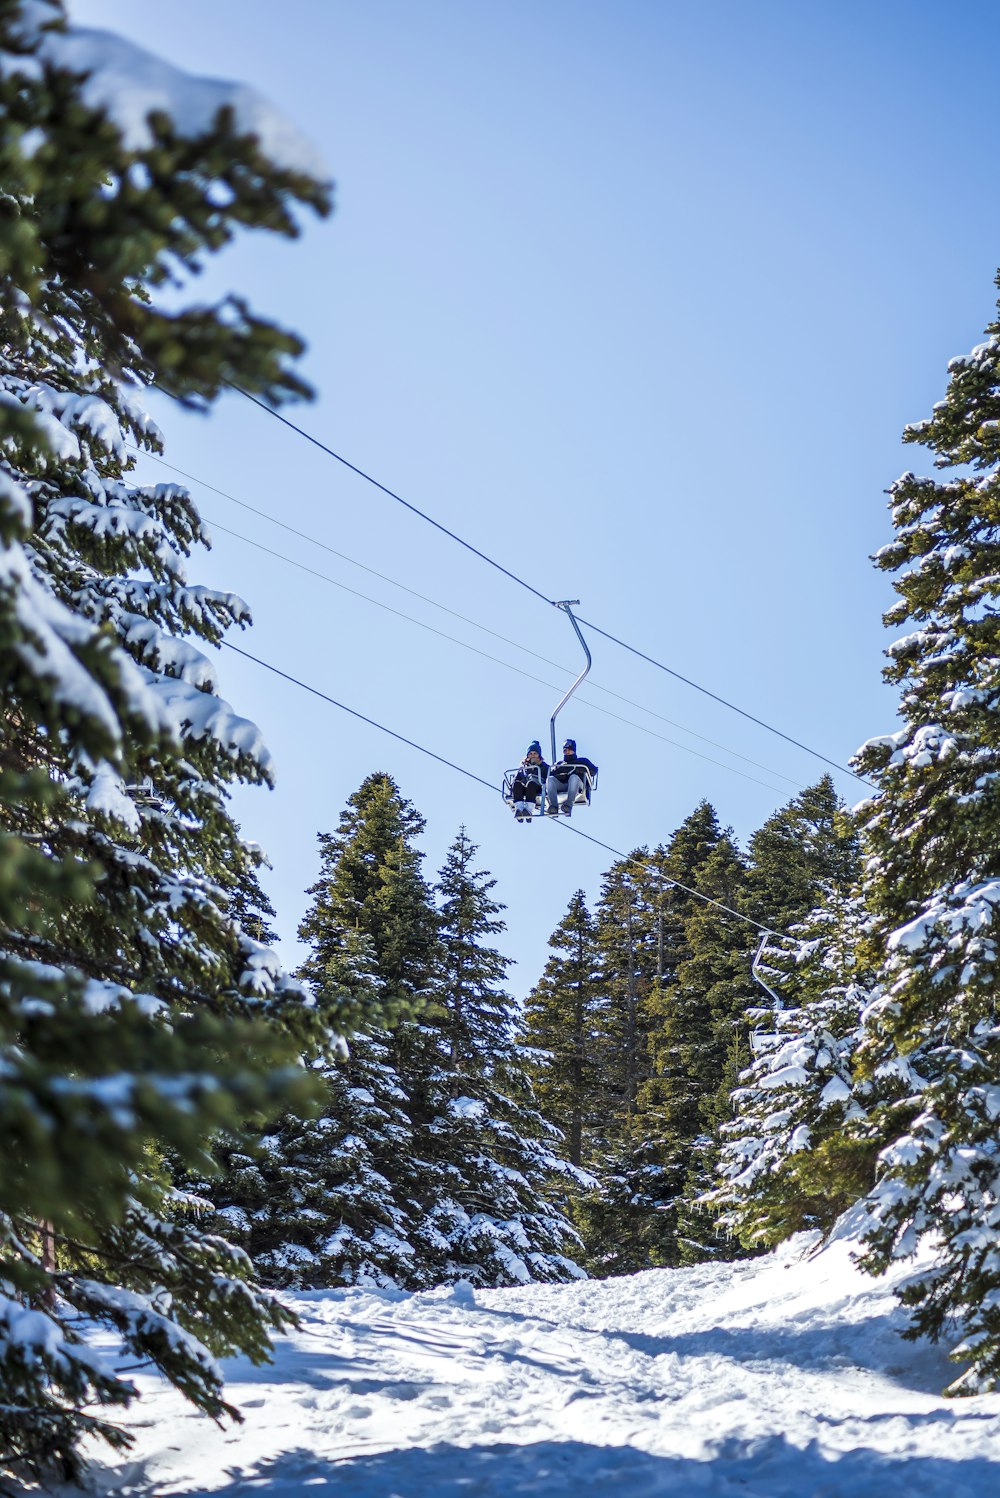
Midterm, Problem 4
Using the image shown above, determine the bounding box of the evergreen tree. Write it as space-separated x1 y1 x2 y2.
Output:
658 837 750 1146
298 772 438 1024
522 891 603 1169
213 774 436 1287
850 281 1000 1392
555 807 736 1274
593 857 658 1144
435 825 511 1072
216 808 585 1289
642 803 728 993
648 834 752 1262
713 893 888 1248
229 832 280 946
674 779 861 1261
210 930 422 1288
0 3 329 1480
409 828 585 1285
608 804 729 1266
742 776 860 933
577 851 672 1274
568 787 862 1274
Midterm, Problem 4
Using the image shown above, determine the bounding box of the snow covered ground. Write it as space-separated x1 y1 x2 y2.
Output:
68 1232 1000 1497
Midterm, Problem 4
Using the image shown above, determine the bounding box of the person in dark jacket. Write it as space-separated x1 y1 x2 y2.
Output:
545 738 597 817
510 741 549 822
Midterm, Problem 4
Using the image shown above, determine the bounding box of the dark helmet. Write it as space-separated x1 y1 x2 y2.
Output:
563 738 576 752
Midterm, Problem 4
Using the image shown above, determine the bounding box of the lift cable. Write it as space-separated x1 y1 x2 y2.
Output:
234 386 553 606
222 639 783 940
140 449 536 643
208 515 791 795
572 613 871 789
222 640 497 792
227 389 872 788
551 819 781 938
134 446 815 792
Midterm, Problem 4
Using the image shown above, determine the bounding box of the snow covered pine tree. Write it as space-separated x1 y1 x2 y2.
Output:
713 892 885 1247
852 275 1000 1393
213 773 437 1289
627 802 733 1267
411 827 585 1286
217 787 584 1289
0 2 329 1481
688 779 863 1258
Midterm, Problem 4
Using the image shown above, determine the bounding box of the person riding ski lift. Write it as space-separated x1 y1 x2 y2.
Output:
546 738 598 818
510 741 549 822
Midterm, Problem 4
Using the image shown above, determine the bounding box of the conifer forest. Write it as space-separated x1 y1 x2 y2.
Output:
3 1 1000 1491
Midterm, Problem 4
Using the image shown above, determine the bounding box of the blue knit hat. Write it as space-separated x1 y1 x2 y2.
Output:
526 740 542 755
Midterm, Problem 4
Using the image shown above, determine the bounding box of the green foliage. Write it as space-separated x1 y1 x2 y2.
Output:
605 822 726 1264
435 824 511 1069
0 1 329 1481
0 4 328 406
677 778 863 1261
522 890 603 1170
637 829 750 1264
229 831 280 947
297 772 437 1030
849 275 1000 1393
592 856 657 1147
413 827 584 1286
670 838 755 1262
742 776 860 933
210 931 423 1288
215 798 583 1289
713 894 887 1248
529 783 863 1275
714 276 1000 1391
213 775 440 1285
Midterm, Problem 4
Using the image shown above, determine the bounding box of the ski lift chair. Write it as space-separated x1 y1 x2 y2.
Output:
125 776 166 812
502 600 598 820
546 763 598 814
502 764 547 818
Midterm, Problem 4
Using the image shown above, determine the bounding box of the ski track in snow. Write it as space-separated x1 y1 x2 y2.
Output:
71 1234 1000 1497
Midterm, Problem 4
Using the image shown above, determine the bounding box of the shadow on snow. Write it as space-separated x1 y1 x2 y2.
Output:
97 1434 1000 1498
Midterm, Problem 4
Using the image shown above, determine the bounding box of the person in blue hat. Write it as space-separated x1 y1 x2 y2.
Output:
545 738 598 817
510 740 549 822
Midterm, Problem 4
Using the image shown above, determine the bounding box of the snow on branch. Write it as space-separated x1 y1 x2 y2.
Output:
5 11 328 181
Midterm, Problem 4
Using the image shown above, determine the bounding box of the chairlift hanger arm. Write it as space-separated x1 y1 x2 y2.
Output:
752 932 782 1007
549 600 592 765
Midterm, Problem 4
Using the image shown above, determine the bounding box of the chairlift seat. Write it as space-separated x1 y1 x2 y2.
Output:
503 764 598 815
549 764 597 809
502 767 546 816
125 776 166 812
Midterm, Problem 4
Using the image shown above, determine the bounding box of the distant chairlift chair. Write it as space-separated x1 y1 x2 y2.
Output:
501 600 597 818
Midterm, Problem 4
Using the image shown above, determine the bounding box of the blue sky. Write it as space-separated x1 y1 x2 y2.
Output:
70 0 1000 994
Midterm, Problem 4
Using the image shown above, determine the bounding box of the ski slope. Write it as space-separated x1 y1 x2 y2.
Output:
75 1231 1000 1497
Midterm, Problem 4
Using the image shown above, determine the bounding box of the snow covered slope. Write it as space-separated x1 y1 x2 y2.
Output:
72 1232 1000 1496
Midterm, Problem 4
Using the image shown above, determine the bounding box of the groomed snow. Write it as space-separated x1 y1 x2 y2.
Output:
63 1229 1000 1496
